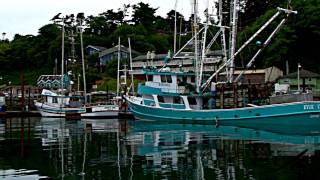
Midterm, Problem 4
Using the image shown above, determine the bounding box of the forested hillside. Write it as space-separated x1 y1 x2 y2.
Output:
0 0 319 87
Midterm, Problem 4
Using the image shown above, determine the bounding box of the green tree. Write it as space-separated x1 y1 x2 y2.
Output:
132 2 158 31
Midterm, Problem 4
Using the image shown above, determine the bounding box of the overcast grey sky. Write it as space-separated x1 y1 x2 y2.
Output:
0 0 212 40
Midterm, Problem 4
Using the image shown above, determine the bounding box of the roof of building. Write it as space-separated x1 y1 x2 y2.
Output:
282 69 320 78
99 45 140 57
86 45 107 52
133 54 168 61
220 69 266 75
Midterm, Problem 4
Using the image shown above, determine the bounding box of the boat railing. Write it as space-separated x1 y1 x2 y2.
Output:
159 102 186 109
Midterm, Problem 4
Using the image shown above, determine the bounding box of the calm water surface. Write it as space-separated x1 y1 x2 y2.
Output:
1 116 320 179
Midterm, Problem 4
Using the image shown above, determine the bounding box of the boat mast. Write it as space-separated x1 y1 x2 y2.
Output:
198 0 210 90
78 16 87 104
116 37 121 97
192 0 200 93
228 0 239 83
219 0 228 76
128 37 134 95
61 17 65 90
174 0 178 54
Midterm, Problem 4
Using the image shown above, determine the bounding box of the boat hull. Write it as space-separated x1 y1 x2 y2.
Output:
126 96 320 125
35 102 118 118
80 111 118 118
34 102 85 117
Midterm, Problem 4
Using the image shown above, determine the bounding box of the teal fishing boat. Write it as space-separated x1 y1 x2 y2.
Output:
125 70 320 123
125 2 318 123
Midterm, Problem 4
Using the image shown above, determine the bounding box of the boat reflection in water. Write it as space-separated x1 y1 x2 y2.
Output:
0 115 320 179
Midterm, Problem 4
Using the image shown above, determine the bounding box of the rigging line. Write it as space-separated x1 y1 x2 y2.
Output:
208 28 223 51
287 0 292 10
241 31 250 68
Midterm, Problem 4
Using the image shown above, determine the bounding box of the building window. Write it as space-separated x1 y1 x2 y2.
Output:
283 79 289 83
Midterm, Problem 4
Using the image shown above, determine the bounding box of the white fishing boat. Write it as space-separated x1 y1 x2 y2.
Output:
34 89 119 118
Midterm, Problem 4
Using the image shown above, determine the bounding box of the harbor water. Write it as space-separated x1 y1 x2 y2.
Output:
1 116 320 179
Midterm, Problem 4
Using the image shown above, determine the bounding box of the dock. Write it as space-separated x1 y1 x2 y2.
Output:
0 111 41 118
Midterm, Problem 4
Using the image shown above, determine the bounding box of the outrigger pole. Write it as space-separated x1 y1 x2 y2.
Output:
233 18 288 82
201 7 297 91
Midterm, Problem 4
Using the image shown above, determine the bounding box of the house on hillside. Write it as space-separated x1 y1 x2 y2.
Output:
86 45 107 55
99 45 140 65
278 69 320 97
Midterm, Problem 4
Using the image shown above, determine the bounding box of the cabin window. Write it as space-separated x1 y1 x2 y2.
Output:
161 75 166 83
147 75 153 81
158 96 165 103
53 129 58 138
173 96 182 104
191 76 195 83
167 75 172 83
188 97 197 105
183 76 187 82
161 75 172 83
52 97 58 103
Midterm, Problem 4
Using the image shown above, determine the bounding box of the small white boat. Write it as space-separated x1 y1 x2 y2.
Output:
34 89 119 118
